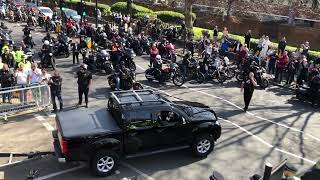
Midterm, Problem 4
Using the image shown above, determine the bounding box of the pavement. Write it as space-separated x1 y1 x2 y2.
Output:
0 21 319 180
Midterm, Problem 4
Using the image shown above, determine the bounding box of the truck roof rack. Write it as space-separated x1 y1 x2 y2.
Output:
110 90 166 106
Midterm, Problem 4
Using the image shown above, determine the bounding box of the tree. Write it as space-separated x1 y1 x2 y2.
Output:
184 0 197 37
312 0 319 9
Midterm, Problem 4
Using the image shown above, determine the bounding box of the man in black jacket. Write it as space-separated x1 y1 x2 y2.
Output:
0 64 15 103
301 160 320 180
75 64 92 108
71 41 80 64
49 71 63 113
278 37 287 53
244 30 251 49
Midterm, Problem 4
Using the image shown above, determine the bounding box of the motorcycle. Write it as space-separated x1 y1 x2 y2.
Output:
84 49 113 75
53 36 71 58
296 85 320 107
163 43 177 62
145 60 185 86
108 71 143 91
221 56 236 79
236 65 269 89
23 34 35 48
40 51 56 70
140 37 150 55
37 15 45 27
200 58 228 83
121 48 137 71
183 58 205 83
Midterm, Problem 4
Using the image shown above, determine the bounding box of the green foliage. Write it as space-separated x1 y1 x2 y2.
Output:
156 11 184 24
67 0 111 15
110 2 153 15
135 12 156 19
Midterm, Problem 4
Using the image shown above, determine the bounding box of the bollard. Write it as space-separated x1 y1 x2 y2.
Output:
263 162 273 180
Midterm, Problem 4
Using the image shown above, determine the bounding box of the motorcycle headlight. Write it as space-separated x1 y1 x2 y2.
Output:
49 53 53 56
197 66 200 69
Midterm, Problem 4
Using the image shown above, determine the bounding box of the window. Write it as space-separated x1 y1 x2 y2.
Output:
156 111 181 126
127 111 153 130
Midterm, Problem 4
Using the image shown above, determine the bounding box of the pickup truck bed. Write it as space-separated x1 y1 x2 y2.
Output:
56 108 122 138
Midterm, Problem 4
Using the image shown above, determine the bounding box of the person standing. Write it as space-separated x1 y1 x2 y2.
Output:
297 56 309 86
301 41 310 58
244 30 251 49
241 66 257 111
149 43 159 67
49 71 63 113
286 58 298 85
28 63 42 105
15 64 28 104
278 37 287 53
0 64 15 103
259 36 270 60
75 64 92 108
213 26 218 42
71 41 80 64
274 51 289 83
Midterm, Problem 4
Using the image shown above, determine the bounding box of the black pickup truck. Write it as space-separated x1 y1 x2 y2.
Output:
53 90 221 177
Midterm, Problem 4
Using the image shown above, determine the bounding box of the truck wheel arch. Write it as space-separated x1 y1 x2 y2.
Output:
89 138 121 155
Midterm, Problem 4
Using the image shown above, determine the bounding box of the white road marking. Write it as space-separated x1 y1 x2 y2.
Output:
221 118 316 164
136 64 320 142
121 162 155 180
34 163 86 180
136 64 317 164
34 114 55 131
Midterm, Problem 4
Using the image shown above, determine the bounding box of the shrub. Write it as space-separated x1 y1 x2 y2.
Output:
156 11 184 24
110 2 153 15
66 0 111 16
135 12 157 19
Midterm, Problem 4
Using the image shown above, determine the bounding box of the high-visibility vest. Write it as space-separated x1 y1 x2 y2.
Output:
15 50 25 63
1 45 8 54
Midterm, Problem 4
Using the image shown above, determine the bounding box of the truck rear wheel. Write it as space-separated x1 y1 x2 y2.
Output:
91 150 119 177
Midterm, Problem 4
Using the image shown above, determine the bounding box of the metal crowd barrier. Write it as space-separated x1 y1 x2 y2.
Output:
0 84 51 121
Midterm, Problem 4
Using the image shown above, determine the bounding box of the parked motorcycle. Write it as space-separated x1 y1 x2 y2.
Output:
296 85 320 106
200 58 228 83
145 60 185 86
221 56 236 79
84 49 113 74
183 58 205 83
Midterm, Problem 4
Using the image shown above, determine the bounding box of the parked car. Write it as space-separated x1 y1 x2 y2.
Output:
37 6 53 19
61 8 81 23
25 2 37 11
53 90 221 177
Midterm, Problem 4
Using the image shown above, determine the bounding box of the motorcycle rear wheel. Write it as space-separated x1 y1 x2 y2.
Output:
226 68 236 79
196 72 205 83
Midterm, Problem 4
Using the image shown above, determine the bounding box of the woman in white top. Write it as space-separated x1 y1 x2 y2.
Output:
15 64 29 104
259 36 270 60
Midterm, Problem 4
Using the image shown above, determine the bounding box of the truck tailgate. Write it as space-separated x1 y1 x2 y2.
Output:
56 108 121 138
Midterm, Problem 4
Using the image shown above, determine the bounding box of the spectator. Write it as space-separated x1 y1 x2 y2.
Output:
71 41 80 64
237 45 248 68
0 64 15 103
186 39 195 57
14 46 25 69
278 37 287 53
2 48 14 68
149 43 159 67
301 41 310 58
222 27 228 38
297 56 309 86
75 64 92 108
244 30 251 49
28 63 42 105
301 160 320 180
15 64 28 104
286 58 298 85
213 26 218 42
49 71 63 113
259 36 270 60
275 51 289 83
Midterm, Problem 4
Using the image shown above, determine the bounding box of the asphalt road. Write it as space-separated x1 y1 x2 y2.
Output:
0 21 320 180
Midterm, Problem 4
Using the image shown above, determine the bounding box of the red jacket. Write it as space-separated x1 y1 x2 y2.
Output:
149 48 159 59
276 55 289 69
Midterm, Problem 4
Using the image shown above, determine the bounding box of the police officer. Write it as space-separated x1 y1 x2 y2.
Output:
75 64 92 108
241 66 257 111
49 71 63 113
14 46 25 68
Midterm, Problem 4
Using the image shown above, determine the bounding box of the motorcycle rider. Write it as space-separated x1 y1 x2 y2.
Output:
111 41 122 68
41 40 54 66
23 26 32 37
42 32 54 43
154 55 164 84
182 51 192 77
115 61 130 90
149 43 159 67
14 46 25 69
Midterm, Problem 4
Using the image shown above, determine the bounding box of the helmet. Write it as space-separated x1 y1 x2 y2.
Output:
156 55 161 60
44 40 49 45
100 50 108 56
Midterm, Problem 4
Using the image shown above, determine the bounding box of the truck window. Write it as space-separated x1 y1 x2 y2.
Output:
155 111 182 126
127 111 153 130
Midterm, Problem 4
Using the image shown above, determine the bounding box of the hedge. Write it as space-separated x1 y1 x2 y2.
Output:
68 0 111 15
156 11 184 24
110 2 153 15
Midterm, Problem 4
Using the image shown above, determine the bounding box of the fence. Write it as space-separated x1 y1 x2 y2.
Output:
0 84 51 121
